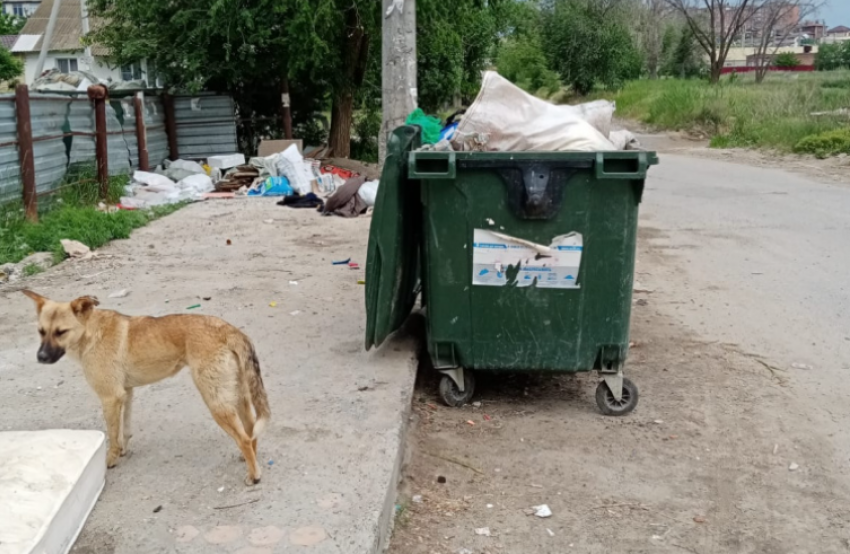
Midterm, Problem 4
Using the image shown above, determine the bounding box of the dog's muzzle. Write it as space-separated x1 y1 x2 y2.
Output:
37 344 65 364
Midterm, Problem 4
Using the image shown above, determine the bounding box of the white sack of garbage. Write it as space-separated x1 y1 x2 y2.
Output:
121 171 213 208
452 71 617 152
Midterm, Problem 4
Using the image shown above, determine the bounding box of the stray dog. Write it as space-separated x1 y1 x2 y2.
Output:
21 290 271 485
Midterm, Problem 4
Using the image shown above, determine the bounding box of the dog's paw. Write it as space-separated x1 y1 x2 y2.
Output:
244 474 261 486
106 450 121 468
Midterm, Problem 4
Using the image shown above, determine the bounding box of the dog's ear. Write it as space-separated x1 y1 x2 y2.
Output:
70 295 100 319
21 290 47 313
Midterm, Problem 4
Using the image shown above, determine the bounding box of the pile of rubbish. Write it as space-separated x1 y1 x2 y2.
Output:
119 143 379 218
31 69 152 92
414 71 640 153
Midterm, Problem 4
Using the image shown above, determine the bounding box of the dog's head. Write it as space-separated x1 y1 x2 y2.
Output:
21 290 99 364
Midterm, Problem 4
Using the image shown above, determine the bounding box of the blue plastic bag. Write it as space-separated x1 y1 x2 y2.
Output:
248 176 294 197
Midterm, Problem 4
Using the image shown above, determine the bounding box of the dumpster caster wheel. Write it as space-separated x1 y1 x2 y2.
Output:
595 377 638 416
439 371 476 407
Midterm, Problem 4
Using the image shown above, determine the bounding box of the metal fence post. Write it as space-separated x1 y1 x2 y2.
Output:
87 85 109 198
162 93 179 160
134 92 149 171
15 84 37 222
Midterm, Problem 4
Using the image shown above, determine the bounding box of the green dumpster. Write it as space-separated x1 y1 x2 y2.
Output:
366 126 659 415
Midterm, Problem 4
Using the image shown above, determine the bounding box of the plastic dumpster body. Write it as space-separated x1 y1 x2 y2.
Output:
366 126 659 415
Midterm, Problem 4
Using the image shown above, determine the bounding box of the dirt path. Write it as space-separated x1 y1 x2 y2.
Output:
389 187 850 553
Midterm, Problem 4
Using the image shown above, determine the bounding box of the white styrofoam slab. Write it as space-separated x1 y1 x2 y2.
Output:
207 153 246 169
0 430 106 554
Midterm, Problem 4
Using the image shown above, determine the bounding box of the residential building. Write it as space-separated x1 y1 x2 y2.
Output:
826 25 850 39
11 0 157 85
723 44 818 68
2 0 40 17
799 20 826 40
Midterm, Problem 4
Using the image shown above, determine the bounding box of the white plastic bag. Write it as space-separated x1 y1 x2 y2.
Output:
167 159 207 175
132 171 176 192
177 174 214 195
357 180 379 207
275 144 312 195
454 71 615 152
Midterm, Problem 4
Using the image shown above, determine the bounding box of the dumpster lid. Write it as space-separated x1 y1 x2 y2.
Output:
365 125 421 350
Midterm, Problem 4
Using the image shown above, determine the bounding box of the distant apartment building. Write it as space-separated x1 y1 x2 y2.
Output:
826 26 850 40
799 20 827 40
2 0 40 17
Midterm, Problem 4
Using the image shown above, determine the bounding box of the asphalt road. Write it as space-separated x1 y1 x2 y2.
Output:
640 152 850 465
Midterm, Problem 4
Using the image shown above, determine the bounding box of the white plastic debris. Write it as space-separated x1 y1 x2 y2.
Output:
546 528 555 537
207 154 246 170
474 527 491 537
533 504 552 518
412 495 423 504
357 180 379 207
108 289 130 299
60 239 92 260
789 462 799 471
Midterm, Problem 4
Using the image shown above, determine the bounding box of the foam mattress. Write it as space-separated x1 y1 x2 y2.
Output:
0 430 106 554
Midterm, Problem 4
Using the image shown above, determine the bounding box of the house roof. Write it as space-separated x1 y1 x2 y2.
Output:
827 26 850 34
0 35 18 50
12 0 108 56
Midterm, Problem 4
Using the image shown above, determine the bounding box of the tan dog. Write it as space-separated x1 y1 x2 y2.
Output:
21 290 271 486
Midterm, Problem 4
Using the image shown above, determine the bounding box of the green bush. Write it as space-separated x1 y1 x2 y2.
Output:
794 128 850 158
774 52 800 68
496 34 561 97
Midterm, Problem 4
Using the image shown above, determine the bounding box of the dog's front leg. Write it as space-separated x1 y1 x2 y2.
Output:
122 387 134 454
101 393 126 467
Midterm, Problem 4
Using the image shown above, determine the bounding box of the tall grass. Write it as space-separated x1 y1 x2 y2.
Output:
594 71 850 152
0 171 185 265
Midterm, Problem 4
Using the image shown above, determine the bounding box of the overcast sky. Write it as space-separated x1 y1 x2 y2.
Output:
818 2 850 27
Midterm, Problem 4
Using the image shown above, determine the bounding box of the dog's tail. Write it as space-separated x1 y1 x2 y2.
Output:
237 338 271 440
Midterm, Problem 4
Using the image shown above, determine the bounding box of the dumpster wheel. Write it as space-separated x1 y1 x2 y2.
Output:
439 369 476 407
595 377 638 416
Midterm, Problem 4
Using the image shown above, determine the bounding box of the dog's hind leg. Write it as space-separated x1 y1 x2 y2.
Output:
191 360 261 486
100 390 127 468
237 393 258 457
122 387 134 454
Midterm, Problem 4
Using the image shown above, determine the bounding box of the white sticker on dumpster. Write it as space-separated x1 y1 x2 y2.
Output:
472 229 582 289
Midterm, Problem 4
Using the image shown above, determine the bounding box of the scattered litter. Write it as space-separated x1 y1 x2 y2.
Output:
349 262 360 270
357 280 366 285
475 527 491 537
332 258 352 265
207 154 247 170
412 495 423 504
217 486 225 493
791 363 813 370
773 444 779 455
263 219 274 224
458 549 473 554
269 302 277 307
466 420 475 426
202 296 211 301
546 529 555 537
531 484 543 488
226 239 232 246
654 420 664 424
289 281 299 286
472 401 481 408
633 281 655 293
652 535 663 540
486 504 494 509
61 239 93 260
789 462 799 471
483 414 492 421
533 504 552 518
486 218 495 225
186 304 201 310
437 476 447 484
108 289 130 299
693 516 706 524
268 460 274 465
153 505 163 513
290 310 301 316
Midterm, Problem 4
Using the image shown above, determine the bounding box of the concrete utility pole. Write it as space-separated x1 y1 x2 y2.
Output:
380 0 417 163
33 0 62 81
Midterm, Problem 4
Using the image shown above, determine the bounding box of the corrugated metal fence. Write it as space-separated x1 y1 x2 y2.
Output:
0 89 238 206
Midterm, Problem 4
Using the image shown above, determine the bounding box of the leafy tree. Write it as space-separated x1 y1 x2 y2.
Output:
0 12 25 35
663 25 705 78
0 47 23 82
496 35 560 96
540 0 643 95
773 52 800 68
815 42 850 71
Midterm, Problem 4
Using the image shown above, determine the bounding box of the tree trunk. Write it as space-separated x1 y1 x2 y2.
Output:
709 61 723 84
329 91 354 158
